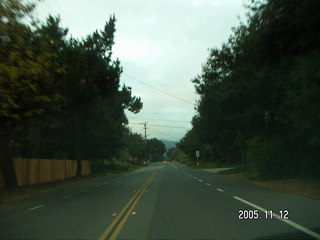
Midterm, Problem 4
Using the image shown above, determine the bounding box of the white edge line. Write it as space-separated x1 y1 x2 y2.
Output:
216 188 224 192
28 204 45 211
61 195 71 199
170 162 178 169
233 196 320 240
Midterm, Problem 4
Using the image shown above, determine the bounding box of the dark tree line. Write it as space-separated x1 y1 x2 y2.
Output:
0 0 143 187
147 138 166 162
124 134 166 162
177 0 320 180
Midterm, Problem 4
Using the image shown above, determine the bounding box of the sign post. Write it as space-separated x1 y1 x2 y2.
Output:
196 150 200 166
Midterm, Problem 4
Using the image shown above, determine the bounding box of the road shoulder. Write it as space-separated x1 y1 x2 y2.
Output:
0 173 122 210
219 172 320 201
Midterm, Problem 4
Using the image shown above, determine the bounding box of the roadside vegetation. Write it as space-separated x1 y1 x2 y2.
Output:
174 0 320 182
167 147 238 169
90 161 141 175
0 0 166 188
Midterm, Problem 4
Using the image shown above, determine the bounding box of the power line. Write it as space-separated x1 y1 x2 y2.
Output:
128 122 181 141
129 122 144 125
151 128 178 141
128 117 190 123
130 122 178 141
149 124 189 129
128 122 189 129
43 1 54 14
52 0 78 31
123 73 194 105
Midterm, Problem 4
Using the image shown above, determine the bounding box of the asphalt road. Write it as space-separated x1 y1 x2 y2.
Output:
1 162 320 240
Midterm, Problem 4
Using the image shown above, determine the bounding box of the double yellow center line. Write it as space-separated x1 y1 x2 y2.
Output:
98 171 157 240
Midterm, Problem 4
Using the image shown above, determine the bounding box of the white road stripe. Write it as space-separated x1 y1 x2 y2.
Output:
28 204 45 211
233 196 320 240
206 183 211 186
61 195 71 199
170 162 178 169
216 188 224 192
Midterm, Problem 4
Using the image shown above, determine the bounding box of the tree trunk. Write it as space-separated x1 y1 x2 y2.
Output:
0 157 18 188
75 151 82 177
71 115 82 177
0 121 18 187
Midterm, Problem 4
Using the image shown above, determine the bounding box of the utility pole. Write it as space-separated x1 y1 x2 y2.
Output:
143 122 148 162
143 122 147 141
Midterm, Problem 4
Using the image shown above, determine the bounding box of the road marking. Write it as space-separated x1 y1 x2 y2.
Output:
198 179 203 182
109 176 153 240
28 204 45 211
82 189 88 192
61 195 71 199
233 196 320 240
169 162 178 169
98 172 157 240
216 188 224 192
206 183 211 186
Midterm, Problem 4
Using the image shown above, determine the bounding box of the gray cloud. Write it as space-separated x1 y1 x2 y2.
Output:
34 0 247 142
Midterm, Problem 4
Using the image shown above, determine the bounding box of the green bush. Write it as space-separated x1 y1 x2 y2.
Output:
245 136 291 180
91 160 138 173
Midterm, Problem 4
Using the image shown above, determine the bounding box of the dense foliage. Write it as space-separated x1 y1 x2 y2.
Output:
177 0 320 180
0 0 143 186
147 138 166 162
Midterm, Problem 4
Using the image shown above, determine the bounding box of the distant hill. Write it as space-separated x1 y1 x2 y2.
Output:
160 139 177 150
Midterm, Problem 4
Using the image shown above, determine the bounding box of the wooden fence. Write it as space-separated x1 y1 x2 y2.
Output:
0 158 91 188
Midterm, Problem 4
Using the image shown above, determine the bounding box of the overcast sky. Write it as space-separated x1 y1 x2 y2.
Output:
33 0 247 142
